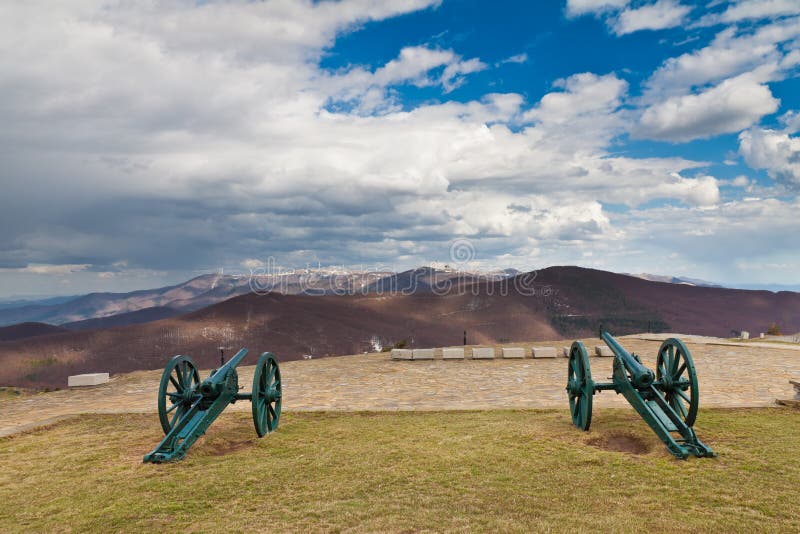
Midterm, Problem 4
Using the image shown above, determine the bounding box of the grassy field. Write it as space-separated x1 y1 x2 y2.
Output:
1 408 799 532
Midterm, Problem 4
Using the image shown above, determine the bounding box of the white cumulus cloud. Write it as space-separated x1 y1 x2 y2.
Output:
565 0 629 17
636 72 780 142
739 125 800 187
612 0 691 35
710 0 800 25
643 18 800 100
523 72 628 124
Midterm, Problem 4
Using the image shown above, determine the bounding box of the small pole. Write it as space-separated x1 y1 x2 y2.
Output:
219 347 225 366
463 330 467 346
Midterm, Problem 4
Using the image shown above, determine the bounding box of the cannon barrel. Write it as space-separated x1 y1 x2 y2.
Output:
203 348 248 384
601 331 654 389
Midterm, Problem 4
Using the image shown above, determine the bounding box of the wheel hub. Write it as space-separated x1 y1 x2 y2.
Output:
266 386 281 402
566 379 582 396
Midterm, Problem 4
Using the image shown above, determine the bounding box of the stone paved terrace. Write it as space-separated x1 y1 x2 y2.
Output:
1 336 799 437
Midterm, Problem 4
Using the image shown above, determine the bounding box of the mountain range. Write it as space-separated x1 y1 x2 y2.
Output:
0 268 516 328
2 266 799 389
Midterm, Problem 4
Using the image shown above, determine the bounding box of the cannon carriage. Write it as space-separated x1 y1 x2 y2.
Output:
144 348 281 463
566 331 714 459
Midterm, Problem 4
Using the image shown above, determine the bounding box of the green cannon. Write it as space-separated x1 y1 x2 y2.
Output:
144 348 281 463
566 331 714 459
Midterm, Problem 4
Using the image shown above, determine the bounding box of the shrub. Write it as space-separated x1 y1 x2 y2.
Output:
767 323 782 336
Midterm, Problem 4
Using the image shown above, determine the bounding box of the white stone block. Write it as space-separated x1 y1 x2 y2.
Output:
741 330 750 340
562 347 570 358
68 373 109 387
532 346 557 358
391 349 413 360
412 348 435 360
442 347 465 359
472 347 495 359
595 345 614 357
502 347 525 359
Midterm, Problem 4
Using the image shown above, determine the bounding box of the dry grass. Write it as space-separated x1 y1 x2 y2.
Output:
1 408 799 532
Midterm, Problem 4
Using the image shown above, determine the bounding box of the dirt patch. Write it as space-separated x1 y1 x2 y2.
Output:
586 433 650 455
205 439 254 457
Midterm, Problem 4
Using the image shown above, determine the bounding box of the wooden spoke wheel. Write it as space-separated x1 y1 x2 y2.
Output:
566 341 593 431
656 338 699 427
157 355 200 435
252 352 282 437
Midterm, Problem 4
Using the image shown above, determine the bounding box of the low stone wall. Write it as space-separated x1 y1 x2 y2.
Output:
472 347 496 359
502 347 525 359
442 347 465 359
532 347 557 358
68 373 109 387
391 349 413 360
595 346 614 357
412 348 435 360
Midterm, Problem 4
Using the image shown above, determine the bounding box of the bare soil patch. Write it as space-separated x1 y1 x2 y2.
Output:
205 438 255 457
586 432 650 455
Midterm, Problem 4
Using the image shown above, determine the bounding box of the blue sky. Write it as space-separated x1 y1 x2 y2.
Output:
1 0 800 296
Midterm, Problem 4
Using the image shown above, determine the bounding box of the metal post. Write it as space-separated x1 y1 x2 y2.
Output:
463 330 467 345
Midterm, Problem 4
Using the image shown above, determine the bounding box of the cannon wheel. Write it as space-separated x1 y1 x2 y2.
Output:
567 341 593 431
157 355 200 435
656 338 699 426
252 352 281 437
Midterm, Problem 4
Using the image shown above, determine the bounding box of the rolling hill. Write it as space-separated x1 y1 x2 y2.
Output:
0 322 70 342
1 266 799 389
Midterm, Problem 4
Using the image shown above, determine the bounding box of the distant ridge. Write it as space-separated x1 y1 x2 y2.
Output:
0 322 69 342
0 295 80 311
0 268 509 327
629 273 723 288
62 306 179 331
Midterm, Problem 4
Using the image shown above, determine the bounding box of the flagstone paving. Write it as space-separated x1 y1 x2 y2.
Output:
1 336 799 437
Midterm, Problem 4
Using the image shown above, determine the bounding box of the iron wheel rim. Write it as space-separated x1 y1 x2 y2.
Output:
252 353 281 437
656 338 699 426
157 355 200 435
567 341 593 431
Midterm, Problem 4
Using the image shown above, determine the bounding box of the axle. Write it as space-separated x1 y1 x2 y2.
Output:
593 378 692 393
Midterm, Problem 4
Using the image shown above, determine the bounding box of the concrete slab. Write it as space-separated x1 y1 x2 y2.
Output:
412 348 435 360
442 347 465 359
532 346 557 358
595 345 614 357
391 349 413 360
502 347 525 359
67 373 109 387
472 347 495 359
562 347 570 358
